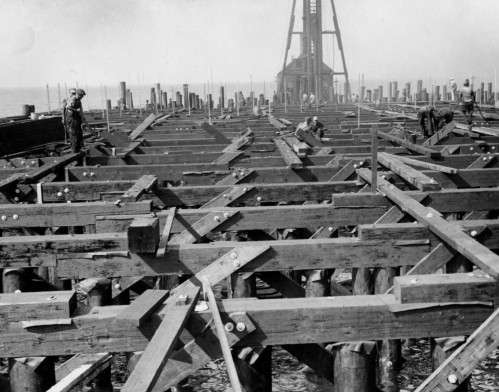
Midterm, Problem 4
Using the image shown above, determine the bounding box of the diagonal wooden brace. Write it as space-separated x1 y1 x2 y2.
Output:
168 210 239 245
121 175 158 202
201 185 254 208
156 207 176 257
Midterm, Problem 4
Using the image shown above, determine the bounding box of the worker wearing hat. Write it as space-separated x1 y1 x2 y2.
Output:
65 89 86 152
311 116 326 140
417 105 436 137
459 79 475 130
435 107 454 130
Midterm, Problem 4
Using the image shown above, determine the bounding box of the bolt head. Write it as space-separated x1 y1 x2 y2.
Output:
230 252 238 259
232 172 238 177
214 215 220 221
447 374 458 384
12 214 19 220
57 192 63 197
83 172 88 177
328 227 333 231
1 216 6 221
223 194 228 198
483 157 487 161
14 197 19 202
224 212 230 218
64 188 69 193
243 187 247 192
257 196 262 202
114 283 121 290
426 213 434 218
234 260 240 267
470 147 474 151
14 289 21 294
90 172 95 177
224 322 234 332
470 230 478 237
353 164 358 168
236 322 246 332
15 189 20 194
31 160 35 165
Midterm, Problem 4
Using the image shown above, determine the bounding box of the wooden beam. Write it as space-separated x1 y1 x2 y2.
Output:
387 154 459 174
422 121 456 146
216 169 255 185
0 295 493 357
117 138 145 158
285 136 309 157
115 289 169 327
466 154 495 169
168 210 238 245
201 186 254 208
22 152 84 184
129 113 156 140
222 128 254 152
377 152 441 191
415 307 499 392
156 207 175 257
121 286 200 392
211 151 244 165
394 273 497 304
378 130 441 157
274 139 303 169
201 122 230 143
122 175 157 202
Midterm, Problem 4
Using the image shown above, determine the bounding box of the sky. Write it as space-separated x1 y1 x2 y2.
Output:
1 0 499 91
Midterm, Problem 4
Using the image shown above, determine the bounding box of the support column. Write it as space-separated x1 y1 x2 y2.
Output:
4 269 56 392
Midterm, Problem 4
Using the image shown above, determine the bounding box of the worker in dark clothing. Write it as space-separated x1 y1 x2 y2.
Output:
311 116 327 139
65 88 86 152
436 107 454 130
459 79 476 129
61 88 77 142
417 105 436 137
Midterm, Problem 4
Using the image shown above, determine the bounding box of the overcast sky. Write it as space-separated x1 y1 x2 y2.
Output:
1 0 498 90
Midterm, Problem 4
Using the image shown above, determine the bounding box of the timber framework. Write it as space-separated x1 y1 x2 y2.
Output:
0 98 499 391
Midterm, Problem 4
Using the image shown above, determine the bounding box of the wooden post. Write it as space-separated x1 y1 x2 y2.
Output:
431 338 469 392
374 267 401 391
332 343 376 392
4 269 56 392
80 278 113 392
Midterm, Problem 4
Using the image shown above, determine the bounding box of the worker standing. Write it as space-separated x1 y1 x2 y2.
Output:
309 92 316 106
417 105 436 137
65 88 86 153
61 88 77 142
302 93 308 106
450 77 457 101
459 79 475 130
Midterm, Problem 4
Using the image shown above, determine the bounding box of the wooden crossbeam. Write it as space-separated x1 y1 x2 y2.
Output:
117 138 145 158
201 122 230 143
269 114 287 130
455 122 499 137
388 154 459 174
129 113 156 140
168 210 238 245
394 273 497 304
211 151 244 165
377 152 441 191
50 353 112 392
115 289 169 326
216 169 255 185
328 160 358 181
422 121 456 146
285 136 308 157
122 175 157 202
100 130 131 148
378 130 441 157
121 286 200 392
316 147 334 156
156 207 176 257
222 128 254 152
375 172 499 279
274 139 303 169
0 173 25 191
415 307 499 392
201 186 254 208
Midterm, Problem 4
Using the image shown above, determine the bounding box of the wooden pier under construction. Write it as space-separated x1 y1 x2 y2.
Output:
0 96 499 391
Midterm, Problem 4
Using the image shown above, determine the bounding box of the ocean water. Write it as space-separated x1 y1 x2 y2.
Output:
0 81 276 118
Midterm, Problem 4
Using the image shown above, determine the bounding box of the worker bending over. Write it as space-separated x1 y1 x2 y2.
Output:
311 116 326 140
435 107 454 130
417 105 436 137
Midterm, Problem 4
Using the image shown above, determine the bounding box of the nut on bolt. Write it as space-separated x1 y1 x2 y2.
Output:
12 214 19 220
234 260 240 267
236 322 246 332
214 215 220 222
224 322 234 332
83 172 88 177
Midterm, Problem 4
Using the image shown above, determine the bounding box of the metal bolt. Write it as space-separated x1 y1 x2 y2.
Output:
90 172 95 177
470 147 474 151
492 146 496 150
359 161 364 166
57 192 63 197
410 278 419 284
12 214 19 220
114 283 121 290
230 252 238 259
386 360 393 368
257 196 262 202
114 199 121 206
15 189 20 194
67 200 72 203
150 212 156 218
224 322 234 332
483 157 487 161
234 260 240 267
447 374 458 384
236 322 246 332
232 172 238 177
14 197 19 202
223 194 228 198
14 289 21 294
64 188 69 193
328 227 333 231
381 175 386 179
353 164 358 168
470 230 478 237
83 172 88 177
489 156 493 160
31 160 35 165
1 216 6 221
224 212 230 218
426 213 434 218
214 215 220 222
243 187 247 192
47 296 56 300
20 160 25 165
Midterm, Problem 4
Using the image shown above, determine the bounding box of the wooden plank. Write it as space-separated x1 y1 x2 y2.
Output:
115 289 170 326
422 121 456 146
121 286 200 392
129 113 157 140
455 121 499 137
285 136 309 156
316 147 334 156
201 186 254 208
378 130 441 157
122 175 157 202
0 290 76 323
168 210 238 245
100 130 131 147
415 307 499 392
377 173 499 279
388 154 459 174
328 160 357 182
269 114 286 130
441 145 460 156
150 312 255 392
201 122 230 143
216 169 255 185
274 139 303 169
156 207 176 257
377 152 441 191
117 138 145 158
394 273 496 304
222 128 254 152
50 353 111 392
211 151 244 165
